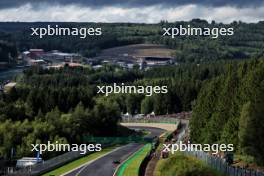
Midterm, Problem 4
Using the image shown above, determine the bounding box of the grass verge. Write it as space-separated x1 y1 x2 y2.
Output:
42 146 117 176
117 144 152 176
154 152 227 176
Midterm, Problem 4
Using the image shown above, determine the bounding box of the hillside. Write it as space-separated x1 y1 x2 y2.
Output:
98 44 173 59
0 20 264 62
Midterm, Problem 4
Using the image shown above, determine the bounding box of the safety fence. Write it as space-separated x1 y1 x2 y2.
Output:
184 151 264 176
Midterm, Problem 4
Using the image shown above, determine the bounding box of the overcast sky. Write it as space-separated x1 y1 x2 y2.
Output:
0 0 263 23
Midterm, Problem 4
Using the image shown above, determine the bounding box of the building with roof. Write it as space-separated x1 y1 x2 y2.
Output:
43 51 82 63
28 49 45 59
28 59 46 66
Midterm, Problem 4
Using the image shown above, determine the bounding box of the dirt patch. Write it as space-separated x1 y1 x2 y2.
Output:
99 44 174 60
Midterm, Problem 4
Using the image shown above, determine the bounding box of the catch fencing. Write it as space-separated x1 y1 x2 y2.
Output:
184 151 264 176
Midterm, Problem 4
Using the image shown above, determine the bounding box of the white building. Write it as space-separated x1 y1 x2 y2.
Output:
16 157 43 168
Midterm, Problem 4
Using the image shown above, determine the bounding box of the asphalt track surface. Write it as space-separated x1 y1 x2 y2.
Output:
65 127 165 176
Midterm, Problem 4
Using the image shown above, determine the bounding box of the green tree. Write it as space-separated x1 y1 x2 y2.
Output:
239 102 255 154
141 97 153 114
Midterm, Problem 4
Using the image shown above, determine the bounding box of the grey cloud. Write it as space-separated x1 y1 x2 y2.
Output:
0 3 263 23
0 0 264 9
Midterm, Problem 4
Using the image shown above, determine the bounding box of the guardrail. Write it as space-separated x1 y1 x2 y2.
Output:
6 150 92 176
184 151 264 176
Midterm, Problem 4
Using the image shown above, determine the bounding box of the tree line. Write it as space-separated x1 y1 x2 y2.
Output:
0 20 264 61
190 58 264 165
0 62 225 159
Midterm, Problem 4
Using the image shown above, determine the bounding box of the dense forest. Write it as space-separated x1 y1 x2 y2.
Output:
0 62 225 159
1 55 264 165
0 41 17 63
1 20 264 165
190 58 264 165
0 20 264 61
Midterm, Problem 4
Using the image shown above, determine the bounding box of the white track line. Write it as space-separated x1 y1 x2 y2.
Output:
113 144 145 176
61 146 123 176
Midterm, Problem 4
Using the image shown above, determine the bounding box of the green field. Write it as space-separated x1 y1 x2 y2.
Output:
117 144 151 176
42 146 117 176
154 152 227 176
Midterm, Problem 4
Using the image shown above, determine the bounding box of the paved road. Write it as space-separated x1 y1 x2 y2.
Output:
65 127 165 176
